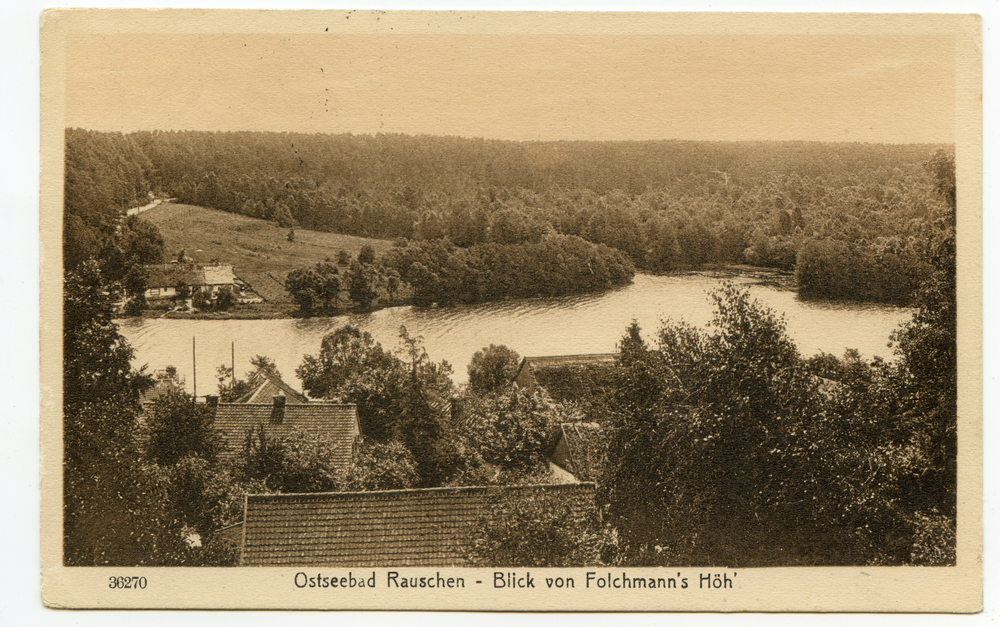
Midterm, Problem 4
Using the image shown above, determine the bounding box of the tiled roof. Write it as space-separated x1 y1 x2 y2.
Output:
213 402 359 467
515 354 619 403
143 263 234 288
237 271 289 303
520 354 619 372
236 375 309 404
240 482 596 567
139 372 183 405
551 422 604 481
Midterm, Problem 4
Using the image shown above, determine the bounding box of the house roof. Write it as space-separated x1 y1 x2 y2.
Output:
213 402 359 467
143 263 234 288
240 482 596 567
550 422 604 481
139 371 184 405
515 353 619 403
236 374 310 404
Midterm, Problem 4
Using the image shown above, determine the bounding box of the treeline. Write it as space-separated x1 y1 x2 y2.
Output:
67 127 953 304
285 234 634 313
378 236 634 306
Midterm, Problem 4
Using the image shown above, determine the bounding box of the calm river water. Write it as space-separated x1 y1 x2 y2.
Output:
119 272 914 395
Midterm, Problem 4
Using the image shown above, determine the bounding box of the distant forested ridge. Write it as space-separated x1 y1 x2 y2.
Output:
66 128 954 303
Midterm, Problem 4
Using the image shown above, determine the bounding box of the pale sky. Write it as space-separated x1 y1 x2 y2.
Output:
65 32 955 143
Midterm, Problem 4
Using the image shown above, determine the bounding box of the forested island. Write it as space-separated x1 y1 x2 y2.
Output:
63 128 957 568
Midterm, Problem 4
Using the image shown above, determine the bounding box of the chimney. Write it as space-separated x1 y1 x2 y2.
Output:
206 395 219 411
271 395 286 424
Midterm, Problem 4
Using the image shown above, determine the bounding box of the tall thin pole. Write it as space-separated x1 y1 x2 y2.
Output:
192 336 197 399
232 341 236 380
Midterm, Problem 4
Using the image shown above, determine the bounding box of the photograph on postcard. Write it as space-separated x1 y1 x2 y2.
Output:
40 10 982 610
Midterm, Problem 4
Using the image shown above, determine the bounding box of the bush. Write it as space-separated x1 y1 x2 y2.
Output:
462 387 552 471
467 344 520 395
234 426 345 493
357 244 377 265
466 488 606 567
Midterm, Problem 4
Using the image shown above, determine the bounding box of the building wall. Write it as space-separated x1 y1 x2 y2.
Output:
514 363 537 394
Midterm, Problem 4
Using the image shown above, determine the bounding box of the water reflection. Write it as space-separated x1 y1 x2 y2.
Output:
120 273 914 395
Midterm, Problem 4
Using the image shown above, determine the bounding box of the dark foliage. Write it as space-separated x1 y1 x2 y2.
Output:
602 282 956 566
380 235 634 306
235 425 345 493
461 387 552 472
296 325 460 487
144 390 224 466
467 344 521 395
466 489 606 567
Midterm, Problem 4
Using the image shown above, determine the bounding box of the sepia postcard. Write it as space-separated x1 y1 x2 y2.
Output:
40 9 982 611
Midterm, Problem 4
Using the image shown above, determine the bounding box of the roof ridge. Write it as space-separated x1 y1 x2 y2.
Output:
524 353 619 360
247 482 597 501
217 402 357 408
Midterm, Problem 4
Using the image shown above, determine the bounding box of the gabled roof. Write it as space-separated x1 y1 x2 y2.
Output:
514 353 619 403
143 263 234 288
213 402 359 467
139 370 184 405
236 374 309 404
240 482 595 567
550 422 604 481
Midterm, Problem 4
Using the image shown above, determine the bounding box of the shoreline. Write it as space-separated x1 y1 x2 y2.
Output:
115 265 798 322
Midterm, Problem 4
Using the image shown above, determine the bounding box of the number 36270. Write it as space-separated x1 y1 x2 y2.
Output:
109 576 147 589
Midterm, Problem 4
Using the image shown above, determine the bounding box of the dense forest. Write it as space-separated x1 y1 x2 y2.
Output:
65 128 953 304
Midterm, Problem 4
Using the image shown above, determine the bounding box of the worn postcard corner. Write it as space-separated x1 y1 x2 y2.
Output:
40 9 982 612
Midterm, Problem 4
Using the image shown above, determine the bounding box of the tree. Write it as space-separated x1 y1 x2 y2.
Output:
64 260 150 408
466 488 606 567
286 262 343 314
144 390 224 466
272 201 296 228
175 280 192 302
467 344 521 395
216 365 254 403
63 262 196 566
297 326 399 400
880 149 957 557
603 285 851 566
214 287 236 311
235 426 345 493
462 387 551 472
357 243 377 265
342 439 420 491
393 326 461 486
296 325 461 486
346 261 381 308
121 264 148 315
160 456 244 566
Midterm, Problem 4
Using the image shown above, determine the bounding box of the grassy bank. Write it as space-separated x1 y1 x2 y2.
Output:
141 203 395 304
